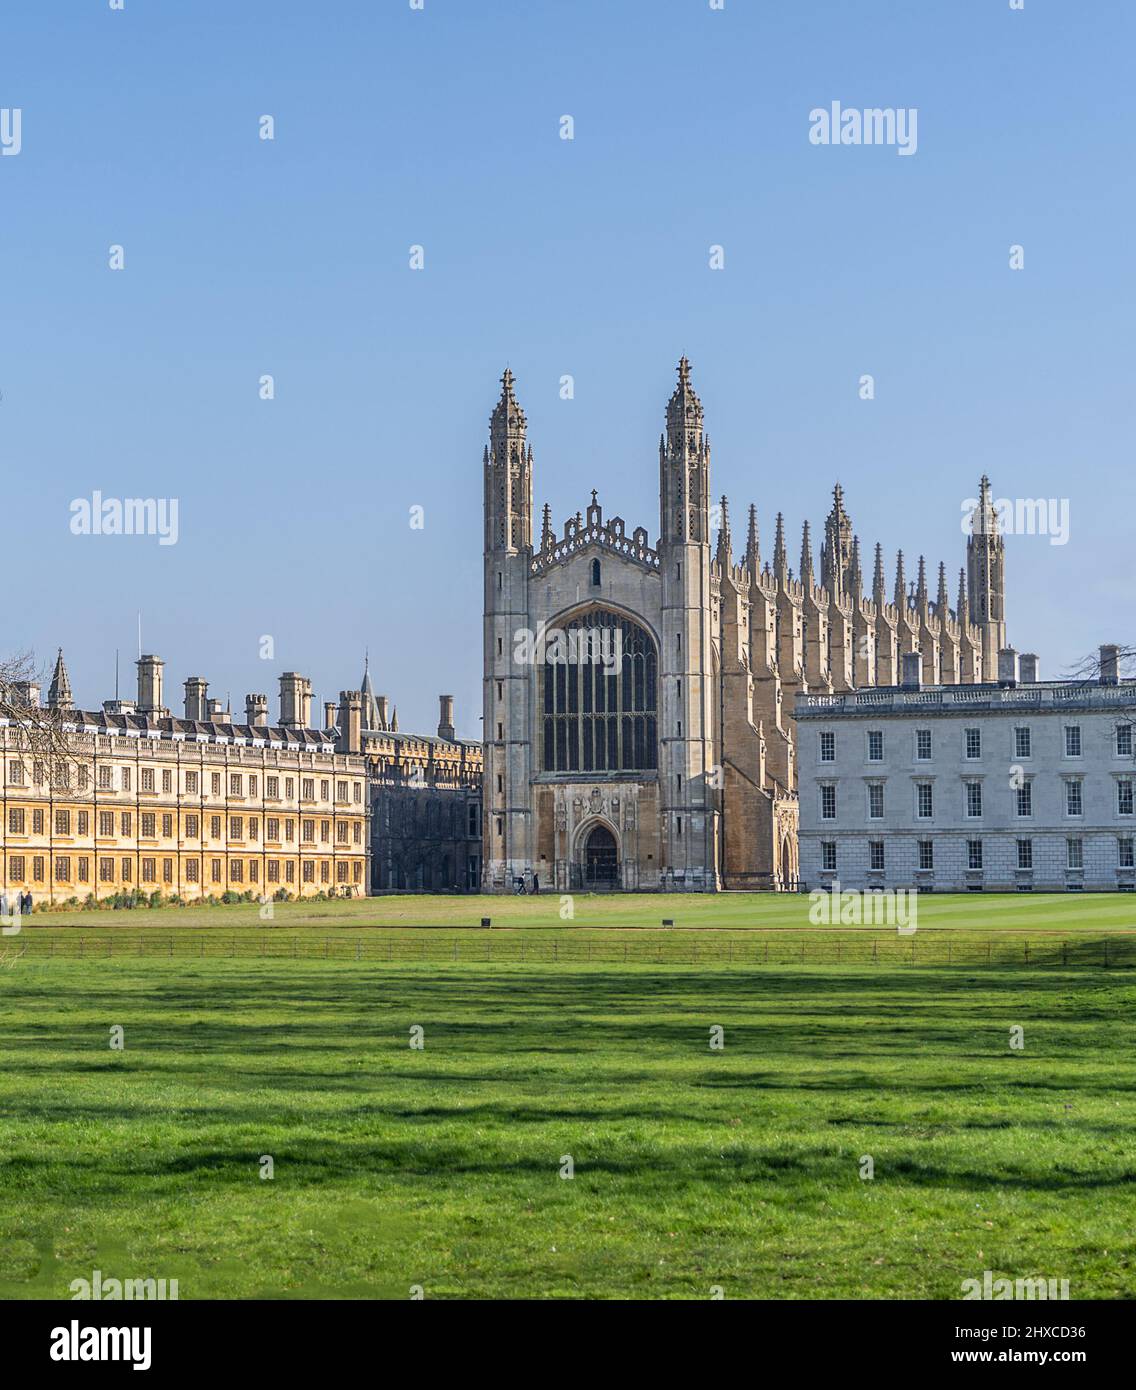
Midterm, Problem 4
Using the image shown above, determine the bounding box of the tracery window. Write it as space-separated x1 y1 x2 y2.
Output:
541 609 657 773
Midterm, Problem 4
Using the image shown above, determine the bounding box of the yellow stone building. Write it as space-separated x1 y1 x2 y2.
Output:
0 653 368 904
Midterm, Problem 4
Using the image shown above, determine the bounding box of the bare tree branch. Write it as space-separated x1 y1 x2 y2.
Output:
1064 645 1136 742
1064 645 1136 682
0 650 78 764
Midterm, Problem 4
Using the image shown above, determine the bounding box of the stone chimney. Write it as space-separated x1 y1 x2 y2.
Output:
376 695 390 731
136 654 166 715
900 651 922 690
336 690 363 754
245 693 269 727
324 701 338 730
1100 644 1120 686
438 694 455 741
997 648 1020 686
11 681 41 708
279 672 313 728
1018 653 1039 683
207 697 228 721
184 676 209 721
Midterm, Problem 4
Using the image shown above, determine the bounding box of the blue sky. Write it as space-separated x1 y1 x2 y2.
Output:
1 0 1132 736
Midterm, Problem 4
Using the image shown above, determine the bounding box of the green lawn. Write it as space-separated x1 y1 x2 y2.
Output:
1 951 1134 1299
18 889 1136 932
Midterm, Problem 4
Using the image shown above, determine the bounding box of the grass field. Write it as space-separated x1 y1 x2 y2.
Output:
17 889 1136 932
2 894 1135 1300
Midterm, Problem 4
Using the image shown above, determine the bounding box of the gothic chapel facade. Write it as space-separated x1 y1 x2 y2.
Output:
482 360 1007 893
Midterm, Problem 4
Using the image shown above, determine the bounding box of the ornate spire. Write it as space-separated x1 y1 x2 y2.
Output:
493 366 523 423
665 356 704 440
360 651 378 729
822 481 854 596
390 705 399 733
969 473 999 537
540 502 554 552
773 512 787 580
660 356 709 545
873 542 886 605
957 566 969 623
47 648 73 710
744 503 760 579
486 367 532 552
849 535 863 599
937 561 950 616
915 555 928 612
799 520 814 586
715 495 732 568
893 550 907 609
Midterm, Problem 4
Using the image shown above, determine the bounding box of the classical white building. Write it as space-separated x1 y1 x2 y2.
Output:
796 647 1136 892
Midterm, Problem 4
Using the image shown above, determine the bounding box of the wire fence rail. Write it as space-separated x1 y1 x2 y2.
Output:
7 931 1136 969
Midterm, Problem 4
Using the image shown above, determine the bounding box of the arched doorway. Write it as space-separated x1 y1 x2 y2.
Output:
780 835 795 891
584 823 619 888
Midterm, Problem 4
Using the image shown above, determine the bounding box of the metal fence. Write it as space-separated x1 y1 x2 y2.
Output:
7 930 1135 968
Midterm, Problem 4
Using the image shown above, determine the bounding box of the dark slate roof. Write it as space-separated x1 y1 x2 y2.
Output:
65 710 338 746
362 727 480 753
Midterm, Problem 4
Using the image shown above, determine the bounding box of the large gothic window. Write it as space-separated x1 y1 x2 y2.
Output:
541 609 658 773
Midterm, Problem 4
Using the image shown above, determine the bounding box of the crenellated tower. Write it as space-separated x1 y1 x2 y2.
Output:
966 474 1005 679
482 369 535 888
658 358 719 886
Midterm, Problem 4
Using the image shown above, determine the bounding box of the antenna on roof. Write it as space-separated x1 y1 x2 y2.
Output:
114 649 119 700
